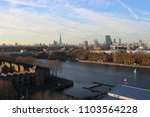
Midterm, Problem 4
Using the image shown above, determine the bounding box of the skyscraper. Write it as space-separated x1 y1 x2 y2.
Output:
113 38 116 43
53 40 58 47
94 39 98 49
119 38 121 45
83 40 88 49
112 38 117 46
105 35 112 50
59 34 62 47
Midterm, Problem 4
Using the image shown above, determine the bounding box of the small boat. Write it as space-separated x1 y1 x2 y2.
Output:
123 78 127 85
134 69 137 74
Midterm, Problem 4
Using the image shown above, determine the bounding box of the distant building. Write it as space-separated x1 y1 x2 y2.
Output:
105 35 112 50
53 40 58 47
39 43 42 47
15 42 18 46
94 39 99 49
112 38 117 46
79 44 83 48
83 40 88 49
136 45 148 51
113 38 116 43
2 43 6 47
59 34 62 47
127 44 131 51
139 40 143 46
110 45 117 50
127 44 132 53
119 38 121 45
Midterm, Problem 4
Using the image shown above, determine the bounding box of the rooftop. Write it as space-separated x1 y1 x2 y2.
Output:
107 85 150 100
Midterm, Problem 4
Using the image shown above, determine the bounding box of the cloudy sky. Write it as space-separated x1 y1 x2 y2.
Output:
0 0 150 45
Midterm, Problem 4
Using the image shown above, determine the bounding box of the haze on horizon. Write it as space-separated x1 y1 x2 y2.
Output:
0 0 150 45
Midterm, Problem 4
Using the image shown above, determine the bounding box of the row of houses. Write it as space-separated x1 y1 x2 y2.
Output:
0 61 58 99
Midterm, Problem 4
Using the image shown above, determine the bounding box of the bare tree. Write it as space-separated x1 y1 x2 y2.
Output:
0 79 16 99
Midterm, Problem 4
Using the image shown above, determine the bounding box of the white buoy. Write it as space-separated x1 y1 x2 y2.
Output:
124 78 127 85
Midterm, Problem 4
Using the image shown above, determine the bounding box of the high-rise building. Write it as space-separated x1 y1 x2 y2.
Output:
53 40 58 47
119 38 121 45
83 40 88 49
113 38 116 43
105 35 112 50
94 39 99 49
139 40 142 46
59 34 62 47
112 38 117 46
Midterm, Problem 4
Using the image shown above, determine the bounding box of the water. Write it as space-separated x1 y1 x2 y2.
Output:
57 61 150 97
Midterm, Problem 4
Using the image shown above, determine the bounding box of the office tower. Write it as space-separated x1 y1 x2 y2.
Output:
105 35 112 50
53 40 58 47
83 40 88 49
94 39 99 49
119 38 121 45
113 38 116 43
59 34 62 47
113 38 117 46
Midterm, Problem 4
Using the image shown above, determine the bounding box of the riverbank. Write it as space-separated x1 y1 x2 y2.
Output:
78 60 150 69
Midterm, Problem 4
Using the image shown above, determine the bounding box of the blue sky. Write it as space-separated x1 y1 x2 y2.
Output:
0 0 150 45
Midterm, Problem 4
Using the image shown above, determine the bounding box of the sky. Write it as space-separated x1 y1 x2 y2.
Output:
0 0 150 45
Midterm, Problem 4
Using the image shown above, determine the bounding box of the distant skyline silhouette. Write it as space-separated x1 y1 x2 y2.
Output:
0 0 150 44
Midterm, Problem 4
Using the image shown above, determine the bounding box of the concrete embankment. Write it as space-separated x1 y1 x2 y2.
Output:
78 60 150 69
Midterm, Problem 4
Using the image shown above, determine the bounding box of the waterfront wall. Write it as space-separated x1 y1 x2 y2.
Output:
78 60 150 69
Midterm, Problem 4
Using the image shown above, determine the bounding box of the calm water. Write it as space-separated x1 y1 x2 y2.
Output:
57 61 150 97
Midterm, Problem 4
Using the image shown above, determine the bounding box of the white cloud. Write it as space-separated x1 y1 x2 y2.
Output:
0 7 102 44
72 7 150 41
134 9 150 22
116 0 138 19
0 0 150 44
5 0 50 8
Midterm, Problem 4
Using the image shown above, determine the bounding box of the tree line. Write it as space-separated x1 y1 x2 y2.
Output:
66 50 150 66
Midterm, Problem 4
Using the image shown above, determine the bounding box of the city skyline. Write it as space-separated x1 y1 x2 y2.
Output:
0 0 150 45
